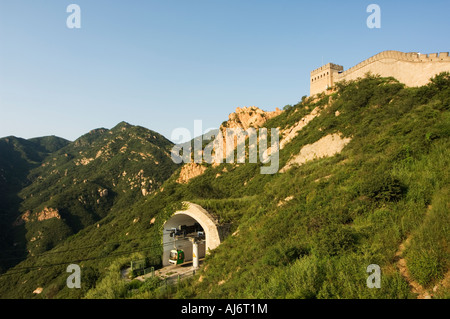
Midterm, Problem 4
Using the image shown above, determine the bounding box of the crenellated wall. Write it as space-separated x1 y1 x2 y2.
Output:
310 51 450 96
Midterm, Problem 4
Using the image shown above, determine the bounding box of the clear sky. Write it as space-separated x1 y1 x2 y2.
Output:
0 0 449 142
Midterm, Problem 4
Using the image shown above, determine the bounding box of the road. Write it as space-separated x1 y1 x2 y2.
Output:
121 259 204 284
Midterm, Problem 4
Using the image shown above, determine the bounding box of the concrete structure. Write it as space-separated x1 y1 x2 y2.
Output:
192 240 199 269
310 51 450 96
162 202 226 266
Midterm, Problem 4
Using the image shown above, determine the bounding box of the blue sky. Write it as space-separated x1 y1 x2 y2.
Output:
0 0 449 142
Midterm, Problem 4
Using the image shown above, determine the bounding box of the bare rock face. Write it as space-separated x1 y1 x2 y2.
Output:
214 106 283 161
33 287 43 294
37 207 61 222
98 188 108 197
281 133 352 172
13 208 61 225
175 106 283 182
13 207 61 226
223 106 282 131
177 163 208 184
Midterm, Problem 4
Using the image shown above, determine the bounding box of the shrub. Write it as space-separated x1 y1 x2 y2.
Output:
313 224 356 257
285 255 326 299
138 277 161 293
262 244 310 266
360 171 406 202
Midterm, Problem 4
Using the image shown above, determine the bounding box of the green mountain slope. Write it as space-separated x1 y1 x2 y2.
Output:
0 135 70 271
0 135 70 201
0 73 448 299
0 122 179 274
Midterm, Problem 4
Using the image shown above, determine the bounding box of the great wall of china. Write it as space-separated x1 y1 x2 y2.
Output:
310 50 450 96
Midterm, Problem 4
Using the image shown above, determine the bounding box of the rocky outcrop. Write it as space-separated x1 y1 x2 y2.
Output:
33 287 43 294
177 163 208 184
13 208 61 226
277 195 294 207
98 188 109 197
37 207 61 222
281 133 352 172
75 157 94 166
12 210 32 226
214 106 283 161
222 106 282 131
175 106 283 181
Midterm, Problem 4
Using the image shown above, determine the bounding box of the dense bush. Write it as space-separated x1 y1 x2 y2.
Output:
313 224 357 257
262 244 310 266
359 171 406 202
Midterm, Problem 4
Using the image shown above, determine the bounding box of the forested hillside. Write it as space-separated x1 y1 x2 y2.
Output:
0 73 448 299
0 122 179 274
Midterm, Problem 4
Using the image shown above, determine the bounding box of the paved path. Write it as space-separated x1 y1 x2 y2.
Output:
126 260 204 284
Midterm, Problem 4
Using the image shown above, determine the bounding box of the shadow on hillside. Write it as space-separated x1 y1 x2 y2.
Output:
0 192 29 273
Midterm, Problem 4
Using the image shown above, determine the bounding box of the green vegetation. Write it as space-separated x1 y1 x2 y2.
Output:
0 73 449 299
406 187 449 287
0 135 70 270
0 122 178 272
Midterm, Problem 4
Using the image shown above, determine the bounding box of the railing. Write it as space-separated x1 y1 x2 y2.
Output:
132 266 155 277
159 269 198 287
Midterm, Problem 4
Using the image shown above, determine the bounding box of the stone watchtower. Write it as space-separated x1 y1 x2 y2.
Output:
309 51 450 96
310 63 343 96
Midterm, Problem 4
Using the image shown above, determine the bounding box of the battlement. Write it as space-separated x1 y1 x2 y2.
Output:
310 50 450 96
339 51 450 79
311 63 344 76
310 63 344 96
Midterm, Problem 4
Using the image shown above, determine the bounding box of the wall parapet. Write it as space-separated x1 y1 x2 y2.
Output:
310 50 450 96
337 50 450 80
311 63 343 76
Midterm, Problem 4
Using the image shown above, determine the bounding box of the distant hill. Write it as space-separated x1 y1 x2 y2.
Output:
0 123 179 272
0 135 70 194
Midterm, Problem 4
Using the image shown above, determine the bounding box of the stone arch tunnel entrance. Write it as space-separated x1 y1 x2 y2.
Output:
162 202 223 267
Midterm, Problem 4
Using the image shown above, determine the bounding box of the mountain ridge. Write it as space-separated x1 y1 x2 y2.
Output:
0 122 180 272
0 73 449 299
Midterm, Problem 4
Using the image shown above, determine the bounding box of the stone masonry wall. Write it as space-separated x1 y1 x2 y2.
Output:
310 51 450 96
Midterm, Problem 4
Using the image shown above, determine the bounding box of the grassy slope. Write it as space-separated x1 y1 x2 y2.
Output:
0 74 448 299
129 73 450 299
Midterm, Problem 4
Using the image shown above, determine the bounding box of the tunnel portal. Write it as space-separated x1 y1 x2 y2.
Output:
162 202 222 267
